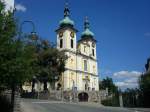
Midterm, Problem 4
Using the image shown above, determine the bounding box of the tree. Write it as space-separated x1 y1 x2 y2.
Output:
0 2 67 111
139 72 150 107
99 77 118 95
122 88 139 107
31 39 67 90
0 1 36 111
99 77 119 106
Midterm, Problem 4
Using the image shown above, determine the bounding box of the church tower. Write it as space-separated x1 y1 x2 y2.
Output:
78 17 97 59
77 17 99 91
56 3 78 90
56 3 77 52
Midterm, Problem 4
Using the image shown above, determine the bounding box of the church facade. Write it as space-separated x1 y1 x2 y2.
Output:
22 4 99 95
56 4 99 92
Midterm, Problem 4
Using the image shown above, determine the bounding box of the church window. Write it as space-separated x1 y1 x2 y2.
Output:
71 39 73 48
84 46 86 52
60 39 63 48
84 60 87 71
94 78 96 85
92 48 95 56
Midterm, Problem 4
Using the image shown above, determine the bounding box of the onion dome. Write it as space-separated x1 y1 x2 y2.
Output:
81 17 94 38
59 17 74 26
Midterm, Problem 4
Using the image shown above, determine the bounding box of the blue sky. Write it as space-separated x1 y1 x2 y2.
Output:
11 0 150 89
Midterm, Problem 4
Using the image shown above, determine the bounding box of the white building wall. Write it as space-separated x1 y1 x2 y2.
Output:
57 29 76 52
56 27 99 92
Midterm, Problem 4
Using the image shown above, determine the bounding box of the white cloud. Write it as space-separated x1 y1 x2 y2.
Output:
1 0 14 12
101 69 112 75
113 71 141 79
15 3 26 12
113 71 141 89
144 32 150 37
115 81 138 89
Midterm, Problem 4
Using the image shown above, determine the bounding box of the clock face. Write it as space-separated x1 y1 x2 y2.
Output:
92 43 95 47
70 32 74 38
59 32 63 37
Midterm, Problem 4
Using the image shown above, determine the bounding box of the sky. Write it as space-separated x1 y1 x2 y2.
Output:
3 0 150 90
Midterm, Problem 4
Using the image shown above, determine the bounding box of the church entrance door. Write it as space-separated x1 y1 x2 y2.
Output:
78 92 88 102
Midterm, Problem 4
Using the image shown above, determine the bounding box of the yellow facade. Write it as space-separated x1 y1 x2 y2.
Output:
56 28 99 91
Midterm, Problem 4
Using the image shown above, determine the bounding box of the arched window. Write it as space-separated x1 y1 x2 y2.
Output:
71 38 73 48
60 39 63 48
92 48 95 56
84 46 86 52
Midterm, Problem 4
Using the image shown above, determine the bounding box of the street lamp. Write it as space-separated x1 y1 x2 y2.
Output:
19 20 37 41
11 20 38 112
18 20 38 93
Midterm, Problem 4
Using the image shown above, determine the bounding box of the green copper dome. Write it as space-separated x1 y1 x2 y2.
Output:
81 28 94 37
81 17 94 37
59 16 74 26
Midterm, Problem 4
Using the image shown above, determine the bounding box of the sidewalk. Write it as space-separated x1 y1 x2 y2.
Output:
128 108 150 112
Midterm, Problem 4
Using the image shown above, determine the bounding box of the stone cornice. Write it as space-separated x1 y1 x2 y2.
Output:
55 25 78 32
63 49 97 62
65 68 99 77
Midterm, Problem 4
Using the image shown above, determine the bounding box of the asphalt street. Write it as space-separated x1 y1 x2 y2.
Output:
20 99 141 112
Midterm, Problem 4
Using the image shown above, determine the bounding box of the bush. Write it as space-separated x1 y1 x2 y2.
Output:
101 95 119 106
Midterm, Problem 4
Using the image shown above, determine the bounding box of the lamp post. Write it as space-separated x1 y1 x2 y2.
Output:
19 20 38 91
11 20 38 112
19 20 37 41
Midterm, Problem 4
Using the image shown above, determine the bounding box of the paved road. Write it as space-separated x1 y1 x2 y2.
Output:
20 99 140 112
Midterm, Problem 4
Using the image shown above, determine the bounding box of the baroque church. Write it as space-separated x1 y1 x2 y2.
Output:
22 3 99 96
56 4 99 91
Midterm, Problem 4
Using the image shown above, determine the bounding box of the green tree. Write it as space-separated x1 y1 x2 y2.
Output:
99 77 118 95
100 77 119 106
139 72 150 107
122 88 138 107
0 1 36 111
32 39 67 90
